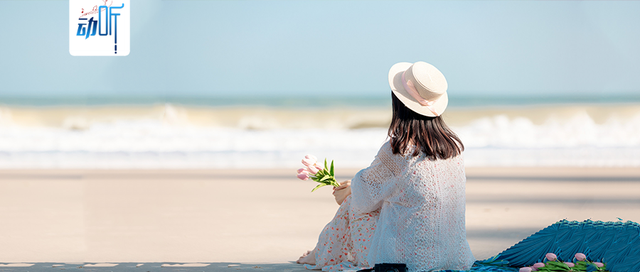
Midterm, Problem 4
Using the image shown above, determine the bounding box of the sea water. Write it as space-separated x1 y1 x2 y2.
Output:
0 95 639 168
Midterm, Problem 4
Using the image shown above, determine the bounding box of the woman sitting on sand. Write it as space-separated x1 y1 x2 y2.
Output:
297 61 476 271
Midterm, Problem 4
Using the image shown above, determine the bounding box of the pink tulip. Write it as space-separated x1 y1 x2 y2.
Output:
308 165 321 174
575 253 586 261
530 267 538 271
593 262 604 267
297 168 307 174
297 172 309 180
301 155 317 167
519 267 532 272
533 263 545 269
545 253 557 261
564 262 575 267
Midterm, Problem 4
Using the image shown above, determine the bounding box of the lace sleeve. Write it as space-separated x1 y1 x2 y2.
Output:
350 142 399 214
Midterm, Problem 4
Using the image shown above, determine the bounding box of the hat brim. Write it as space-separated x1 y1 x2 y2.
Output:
388 62 448 117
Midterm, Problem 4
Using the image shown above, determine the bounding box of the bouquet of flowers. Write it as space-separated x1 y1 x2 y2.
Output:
296 155 340 192
519 253 607 272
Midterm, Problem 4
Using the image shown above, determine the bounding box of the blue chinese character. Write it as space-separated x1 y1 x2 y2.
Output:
76 17 98 39
110 4 124 44
98 4 124 43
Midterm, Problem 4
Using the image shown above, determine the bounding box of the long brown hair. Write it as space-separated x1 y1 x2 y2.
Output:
388 92 464 160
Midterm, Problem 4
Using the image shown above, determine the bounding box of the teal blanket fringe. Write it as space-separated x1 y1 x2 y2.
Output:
496 219 640 272
438 255 518 272
439 219 640 272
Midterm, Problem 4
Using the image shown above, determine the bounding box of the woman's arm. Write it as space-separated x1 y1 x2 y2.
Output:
350 142 398 214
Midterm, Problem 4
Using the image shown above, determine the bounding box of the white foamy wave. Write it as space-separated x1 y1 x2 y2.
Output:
454 108 640 167
454 111 640 148
0 104 391 130
0 103 640 168
0 118 389 168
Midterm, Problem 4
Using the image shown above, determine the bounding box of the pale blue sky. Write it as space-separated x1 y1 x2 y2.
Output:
0 0 639 99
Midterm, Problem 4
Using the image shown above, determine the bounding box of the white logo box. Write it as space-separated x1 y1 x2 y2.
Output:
69 0 130 56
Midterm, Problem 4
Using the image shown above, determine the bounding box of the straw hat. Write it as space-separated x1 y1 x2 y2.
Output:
388 61 448 117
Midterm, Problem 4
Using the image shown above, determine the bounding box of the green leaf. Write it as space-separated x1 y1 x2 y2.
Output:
548 262 570 270
574 262 589 271
311 183 326 192
324 159 328 171
330 160 335 176
320 175 331 182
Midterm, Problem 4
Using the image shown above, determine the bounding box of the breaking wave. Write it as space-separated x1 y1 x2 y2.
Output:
0 103 639 168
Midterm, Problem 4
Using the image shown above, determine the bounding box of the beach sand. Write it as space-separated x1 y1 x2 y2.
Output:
0 167 639 271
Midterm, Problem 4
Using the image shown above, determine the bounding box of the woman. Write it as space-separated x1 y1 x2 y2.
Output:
297 61 476 271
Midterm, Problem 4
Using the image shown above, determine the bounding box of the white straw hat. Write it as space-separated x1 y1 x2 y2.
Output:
388 61 448 117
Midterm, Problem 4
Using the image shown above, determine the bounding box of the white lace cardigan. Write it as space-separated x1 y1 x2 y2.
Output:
349 141 476 271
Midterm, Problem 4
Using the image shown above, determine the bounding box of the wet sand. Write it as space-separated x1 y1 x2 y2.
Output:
0 167 639 271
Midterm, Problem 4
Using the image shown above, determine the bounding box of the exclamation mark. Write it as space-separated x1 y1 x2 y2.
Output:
115 44 117 54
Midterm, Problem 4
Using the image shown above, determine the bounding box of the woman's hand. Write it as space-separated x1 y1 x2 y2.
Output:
333 180 351 205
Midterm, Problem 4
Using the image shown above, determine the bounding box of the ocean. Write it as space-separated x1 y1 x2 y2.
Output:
1 95 639 169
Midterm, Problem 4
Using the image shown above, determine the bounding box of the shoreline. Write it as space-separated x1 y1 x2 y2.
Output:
0 167 638 266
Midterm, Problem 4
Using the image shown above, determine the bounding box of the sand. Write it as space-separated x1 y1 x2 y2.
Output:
0 167 639 271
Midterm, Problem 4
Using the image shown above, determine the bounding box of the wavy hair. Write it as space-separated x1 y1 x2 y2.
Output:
388 92 464 160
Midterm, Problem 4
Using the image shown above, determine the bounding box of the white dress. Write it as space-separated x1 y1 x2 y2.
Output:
305 141 475 271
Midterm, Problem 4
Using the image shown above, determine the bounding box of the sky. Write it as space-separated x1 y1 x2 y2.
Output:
0 0 639 99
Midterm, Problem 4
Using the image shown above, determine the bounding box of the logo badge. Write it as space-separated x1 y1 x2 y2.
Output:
69 0 130 56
